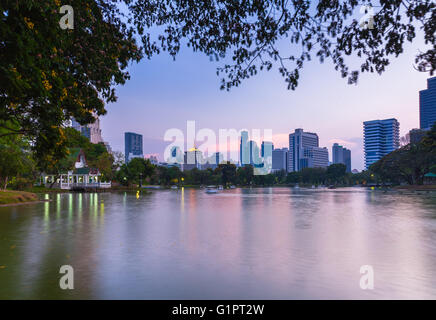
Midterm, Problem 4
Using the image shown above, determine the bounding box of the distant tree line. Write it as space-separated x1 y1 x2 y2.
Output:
117 160 368 188
2 123 434 191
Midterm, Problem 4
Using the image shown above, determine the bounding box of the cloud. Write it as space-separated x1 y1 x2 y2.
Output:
327 138 359 148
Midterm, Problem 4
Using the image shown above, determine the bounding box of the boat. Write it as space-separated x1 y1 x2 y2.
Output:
218 185 224 190
294 184 300 189
170 185 178 189
328 185 337 189
311 185 316 189
205 186 218 194
230 185 236 189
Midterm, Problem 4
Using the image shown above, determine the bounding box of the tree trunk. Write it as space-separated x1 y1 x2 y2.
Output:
49 174 59 188
3 176 8 190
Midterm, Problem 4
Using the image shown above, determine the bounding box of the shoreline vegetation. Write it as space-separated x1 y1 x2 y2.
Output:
0 190 39 206
1 125 434 204
2 184 435 206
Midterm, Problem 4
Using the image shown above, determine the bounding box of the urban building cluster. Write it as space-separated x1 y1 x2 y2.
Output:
123 128 345 174
73 77 435 174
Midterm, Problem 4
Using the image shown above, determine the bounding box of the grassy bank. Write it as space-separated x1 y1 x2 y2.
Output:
23 186 71 194
0 190 39 205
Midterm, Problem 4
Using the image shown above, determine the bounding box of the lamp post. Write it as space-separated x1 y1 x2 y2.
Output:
139 173 143 188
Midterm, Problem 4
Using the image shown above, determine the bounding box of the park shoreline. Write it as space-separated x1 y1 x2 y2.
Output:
0 190 42 206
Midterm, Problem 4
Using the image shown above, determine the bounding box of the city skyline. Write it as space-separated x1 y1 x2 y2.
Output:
99 41 430 171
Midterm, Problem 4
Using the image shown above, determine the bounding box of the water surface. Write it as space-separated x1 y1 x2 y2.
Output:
1 188 436 299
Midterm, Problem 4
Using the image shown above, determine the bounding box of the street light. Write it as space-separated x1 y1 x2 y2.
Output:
139 173 143 188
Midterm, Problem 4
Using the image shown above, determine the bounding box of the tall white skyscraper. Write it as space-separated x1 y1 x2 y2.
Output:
71 115 103 144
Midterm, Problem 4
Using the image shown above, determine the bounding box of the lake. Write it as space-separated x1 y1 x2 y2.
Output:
1 187 436 299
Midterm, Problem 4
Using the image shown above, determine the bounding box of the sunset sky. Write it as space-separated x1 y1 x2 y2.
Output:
101 33 430 171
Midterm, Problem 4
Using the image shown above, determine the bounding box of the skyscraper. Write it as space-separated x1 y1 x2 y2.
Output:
272 148 288 172
240 131 249 166
248 140 262 166
332 143 352 172
363 118 400 169
420 76 436 130
124 132 143 164
302 147 329 169
183 148 203 171
289 129 327 171
261 141 274 157
343 148 351 173
71 116 103 144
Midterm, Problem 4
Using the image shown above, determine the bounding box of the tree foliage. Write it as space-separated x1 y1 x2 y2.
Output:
1 0 435 165
0 122 35 189
117 158 155 185
370 123 436 184
0 0 141 165
129 0 435 90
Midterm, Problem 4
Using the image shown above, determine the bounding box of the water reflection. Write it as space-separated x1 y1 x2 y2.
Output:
0 188 435 299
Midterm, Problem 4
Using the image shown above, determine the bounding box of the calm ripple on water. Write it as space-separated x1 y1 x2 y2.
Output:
0 187 436 299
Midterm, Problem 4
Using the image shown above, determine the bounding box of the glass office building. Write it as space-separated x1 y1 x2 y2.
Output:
420 77 436 130
124 132 143 164
363 118 400 169
332 143 352 173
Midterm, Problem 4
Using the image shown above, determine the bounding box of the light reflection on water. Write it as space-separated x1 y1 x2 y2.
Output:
0 188 436 299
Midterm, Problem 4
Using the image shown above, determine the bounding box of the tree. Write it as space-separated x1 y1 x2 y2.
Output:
1 0 141 166
217 162 237 186
0 123 35 189
91 152 114 182
154 165 182 186
326 164 347 185
273 169 287 184
350 170 376 185
236 165 254 185
3 1 435 165
122 158 155 185
129 0 435 90
112 151 125 170
253 173 275 186
286 171 301 184
370 124 436 185
300 167 326 185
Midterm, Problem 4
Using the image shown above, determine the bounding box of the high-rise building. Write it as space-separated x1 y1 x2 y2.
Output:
363 118 400 169
183 148 203 171
343 148 351 173
288 129 322 171
272 148 288 172
124 132 143 164
420 76 436 130
240 131 249 166
332 143 352 172
203 152 224 170
248 140 262 166
71 116 103 144
302 147 329 169
261 141 274 157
